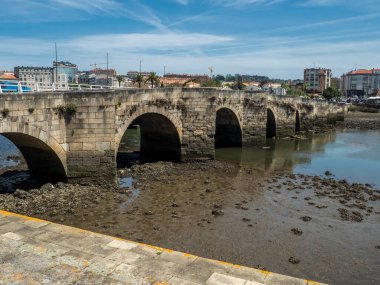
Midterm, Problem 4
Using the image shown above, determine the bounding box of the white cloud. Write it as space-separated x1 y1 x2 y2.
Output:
298 0 343 6
211 0 283 7
175 0 190 5
1 31 379 79
270 12 380 32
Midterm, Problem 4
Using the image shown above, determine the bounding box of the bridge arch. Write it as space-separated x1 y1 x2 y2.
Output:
0 124 67 181
215 107 243 148
116 110 182 163
266 108 277 139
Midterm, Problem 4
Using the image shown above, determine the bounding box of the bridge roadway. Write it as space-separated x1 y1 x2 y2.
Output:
0 210 327 285
0 88 345 184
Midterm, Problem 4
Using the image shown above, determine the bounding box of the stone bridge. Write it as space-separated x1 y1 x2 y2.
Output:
0 88 345 184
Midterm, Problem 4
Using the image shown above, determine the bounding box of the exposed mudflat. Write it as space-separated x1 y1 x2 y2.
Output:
337 111 380 130
0 161 379 285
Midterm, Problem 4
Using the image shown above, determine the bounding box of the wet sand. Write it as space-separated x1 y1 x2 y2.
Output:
0 161 379 285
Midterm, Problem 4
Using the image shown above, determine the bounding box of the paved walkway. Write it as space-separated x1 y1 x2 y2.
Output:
0 210 327 285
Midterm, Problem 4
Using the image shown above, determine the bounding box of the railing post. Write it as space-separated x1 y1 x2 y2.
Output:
36 83 40 92
18 82 23 94
52 83 56 91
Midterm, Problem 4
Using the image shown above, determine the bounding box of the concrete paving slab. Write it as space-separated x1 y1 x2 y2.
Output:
107 238 138 250
55 249 96 270
225 266 268 283
206 273 246 285
158 251 198 266
169 276 203 285
0 210 326 285
1 232 25 241
0 262 50 285
245 281 266 285
20 219 50 229
83 256 121 276
0 221 27 234
107 263 146 283
13 225 48 238
105 248 143 264
81 242 119 257
265 273 308 285
172 257 236 284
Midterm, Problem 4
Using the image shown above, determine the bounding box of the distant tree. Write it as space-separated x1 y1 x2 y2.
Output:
145 72 160 88
323 87 342 101
259 80 269 88
133 74 145 88
225 74 235 82
201 78 222 87
116 75 124 87
215 74 225 81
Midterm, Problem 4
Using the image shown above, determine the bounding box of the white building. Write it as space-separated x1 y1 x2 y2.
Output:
14 66 53 91
272 87 287 96
304 68 331 93
341 69 380 98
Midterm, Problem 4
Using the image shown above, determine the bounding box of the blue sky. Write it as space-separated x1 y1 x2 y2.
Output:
1 0 379 79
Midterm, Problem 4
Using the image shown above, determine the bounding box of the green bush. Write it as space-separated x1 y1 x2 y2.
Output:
1 108 10 118
55 104 77 116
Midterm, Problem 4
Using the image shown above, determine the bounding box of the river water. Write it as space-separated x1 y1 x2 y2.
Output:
216 130 380 188
116 129 380 188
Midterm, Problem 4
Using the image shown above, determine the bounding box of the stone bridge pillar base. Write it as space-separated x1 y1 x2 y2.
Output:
66 150 117 186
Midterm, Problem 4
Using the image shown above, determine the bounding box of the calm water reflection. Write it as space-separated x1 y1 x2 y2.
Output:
2 130 380 187
216 130 380 187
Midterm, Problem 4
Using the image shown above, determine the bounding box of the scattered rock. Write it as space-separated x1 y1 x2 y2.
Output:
301 216 312 222
212 210 224 216
288 257 300 264
291 228 303 235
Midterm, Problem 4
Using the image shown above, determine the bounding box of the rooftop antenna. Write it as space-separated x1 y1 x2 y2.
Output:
106 53 109 86
208 66 213 78
55 42 58 84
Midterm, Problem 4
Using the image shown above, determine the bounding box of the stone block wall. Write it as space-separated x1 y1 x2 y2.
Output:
62 92 117 184
0 88 347 184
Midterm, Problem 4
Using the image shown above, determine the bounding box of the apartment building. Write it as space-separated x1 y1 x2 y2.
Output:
53 61 78 83
14 66 53 90
341 69 380 97
304 68 331 94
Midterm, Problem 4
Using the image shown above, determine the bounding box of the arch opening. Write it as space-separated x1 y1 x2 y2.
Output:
266 108 277 139
295 110 301 132
117 113 181 168
215 108 242 148
0 133 67 191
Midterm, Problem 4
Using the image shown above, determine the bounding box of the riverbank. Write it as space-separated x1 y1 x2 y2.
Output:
337 110 380 130
0 160 379 285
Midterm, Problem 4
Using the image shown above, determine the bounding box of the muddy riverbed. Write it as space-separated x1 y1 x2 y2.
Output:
0 161 379 285
1 112 380 285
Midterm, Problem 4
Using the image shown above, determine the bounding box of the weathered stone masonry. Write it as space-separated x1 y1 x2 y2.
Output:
0 88 346 184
